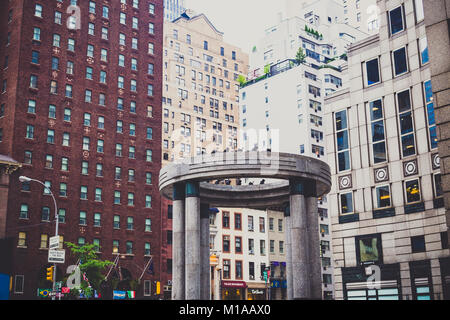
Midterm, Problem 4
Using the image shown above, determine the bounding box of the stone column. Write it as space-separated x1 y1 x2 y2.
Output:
200 203 211 300
289 179 310 299
305 181 322 300
185 181 201 300
172 183 185 300
284 204 293 300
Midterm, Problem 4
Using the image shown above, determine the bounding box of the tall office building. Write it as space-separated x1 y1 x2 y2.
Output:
163 0 185 21
324 0 450 300
240 0 367 299
0 0 164 299
161 10 248 298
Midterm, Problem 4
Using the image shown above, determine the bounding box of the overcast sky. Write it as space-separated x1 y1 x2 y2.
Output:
186 0 286 54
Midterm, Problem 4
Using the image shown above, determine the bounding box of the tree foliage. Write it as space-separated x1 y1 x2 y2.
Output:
296 47 306 64
65 242 114 299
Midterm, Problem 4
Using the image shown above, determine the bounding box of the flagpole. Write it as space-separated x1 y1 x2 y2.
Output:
139 256 153 282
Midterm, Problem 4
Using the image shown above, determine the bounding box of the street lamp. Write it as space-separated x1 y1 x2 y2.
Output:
19 176 59 300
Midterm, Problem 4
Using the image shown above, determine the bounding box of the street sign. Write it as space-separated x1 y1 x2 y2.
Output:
48 249 65 264
49 236 60 250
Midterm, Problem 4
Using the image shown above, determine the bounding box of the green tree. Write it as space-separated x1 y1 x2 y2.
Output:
296 47 306 64
65 242 114 299
237 74 247 86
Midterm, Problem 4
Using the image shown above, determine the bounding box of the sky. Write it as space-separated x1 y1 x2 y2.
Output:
186 0 286 54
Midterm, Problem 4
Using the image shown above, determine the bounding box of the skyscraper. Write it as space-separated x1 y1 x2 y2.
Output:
163 0 186 21
0 0 164 299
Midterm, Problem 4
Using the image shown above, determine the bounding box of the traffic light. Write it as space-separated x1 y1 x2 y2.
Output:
156 281 161 295
46 266 54 281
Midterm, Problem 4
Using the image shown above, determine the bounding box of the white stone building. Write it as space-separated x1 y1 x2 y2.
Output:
238 0 368 299
210 208 270 300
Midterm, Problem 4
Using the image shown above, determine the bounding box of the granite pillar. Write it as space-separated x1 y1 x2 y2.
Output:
185 181 201 300
200 203 211 300
289 179 310 299
284 204 293 300
171 183 185 300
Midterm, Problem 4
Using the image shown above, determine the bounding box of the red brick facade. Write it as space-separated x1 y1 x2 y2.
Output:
0 0 165 299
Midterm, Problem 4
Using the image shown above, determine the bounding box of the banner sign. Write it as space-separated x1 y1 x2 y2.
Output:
37 288 51 298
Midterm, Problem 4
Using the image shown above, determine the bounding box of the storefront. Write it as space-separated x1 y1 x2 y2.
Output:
221 281 246 300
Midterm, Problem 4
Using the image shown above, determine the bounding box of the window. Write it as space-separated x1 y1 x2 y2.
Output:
31 51 39 64
235 237 242 253
203 41 208 50
18 233 26 247
369 99 387 164
26 125 34 139
147 84 153 96
58 209 66 224
414 0 425 22
148 42 154 55
33 27 41 41
149 3 155 14
81 161 89 175
145 218 152 232
259 217 265 233
223 260 230 279
149 22 154 34
67 38 75 52
146 173 152 185
20 204 29 219
80 186 88 200
340 192 354 215
128 193 135 206
47 130 55 144
222 212 230 228
223 236 230 253
146 149 152 162
335 110 350 171
129 146 136 159
112 240 119 253
102 6 109 18
66 61 74 75
374 185 391 209
411 235 426 253
61 158 69 171
419 37 429 65
62 132 70 146
48 104 56 118
393 47 408 76
397 89 416 157
101 27 108 40
27 100 36 114
35 4 43 17
113 216 120 229
145 243 151 256
234 213 242 230
96 163 103 177
60 183 67 197
405 179 421 204
365 58 380 86
389 6 405 36
127 216 134 230
30 75 38 89
95 188 102 201
100 71 107 84
260 240 266 255
424 80 437 149
127 240 136 254
79 211 87 225
94 213 101 227
145 195 152 208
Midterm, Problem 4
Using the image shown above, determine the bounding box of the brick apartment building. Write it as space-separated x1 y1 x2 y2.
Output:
0 0 165 299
